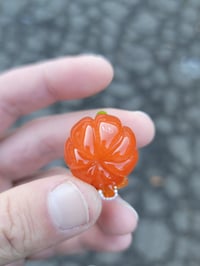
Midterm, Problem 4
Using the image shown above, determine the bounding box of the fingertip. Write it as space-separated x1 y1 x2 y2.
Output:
133 111 155 147
73 177 103 223
76 54 114 91
116 234 133 251
47 175 102 231
0 174 103 263
101 109 155 148
115 197 139 233
79 54 114 76
42 55 114 101
98 197 138 236
102 234 133 252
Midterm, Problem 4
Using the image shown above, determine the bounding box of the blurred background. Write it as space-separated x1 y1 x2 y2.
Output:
0 0 200 265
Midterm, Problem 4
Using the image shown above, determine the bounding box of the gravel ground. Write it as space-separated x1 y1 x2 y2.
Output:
0 0 200 265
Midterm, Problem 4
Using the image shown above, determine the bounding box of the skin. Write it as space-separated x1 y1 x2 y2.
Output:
0 55 155 266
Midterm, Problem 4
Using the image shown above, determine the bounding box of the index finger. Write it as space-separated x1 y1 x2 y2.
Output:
0 55 113 134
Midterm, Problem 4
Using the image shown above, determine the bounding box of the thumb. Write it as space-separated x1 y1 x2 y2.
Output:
0 175 102 265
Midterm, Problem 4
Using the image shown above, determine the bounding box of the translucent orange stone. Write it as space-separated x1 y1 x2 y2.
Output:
64 112 138 199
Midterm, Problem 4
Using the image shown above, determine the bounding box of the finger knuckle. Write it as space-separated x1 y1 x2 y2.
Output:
38 135 58 159
28 118 58 158
42 65 58 101
0 194 35 262
0 98 21 120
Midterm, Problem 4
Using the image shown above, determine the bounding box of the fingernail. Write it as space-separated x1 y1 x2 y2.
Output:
48 182 89 230
117 197 139 222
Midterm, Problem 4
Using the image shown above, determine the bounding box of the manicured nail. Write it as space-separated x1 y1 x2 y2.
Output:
48 182 89 230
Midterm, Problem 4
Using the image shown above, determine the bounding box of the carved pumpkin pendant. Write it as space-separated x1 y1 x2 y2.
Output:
64 111 138 200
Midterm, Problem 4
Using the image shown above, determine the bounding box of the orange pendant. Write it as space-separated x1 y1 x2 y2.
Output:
64 111 138 200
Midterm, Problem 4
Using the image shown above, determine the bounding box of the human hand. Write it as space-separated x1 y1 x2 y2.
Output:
0 55 155 265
